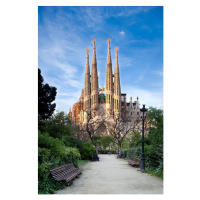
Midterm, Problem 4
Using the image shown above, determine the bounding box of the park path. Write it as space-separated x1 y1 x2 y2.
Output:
55 154 163 194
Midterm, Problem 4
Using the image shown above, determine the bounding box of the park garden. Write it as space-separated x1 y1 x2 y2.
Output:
38 68 163 194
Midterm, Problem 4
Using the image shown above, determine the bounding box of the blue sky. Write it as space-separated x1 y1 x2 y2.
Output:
38 6 163 114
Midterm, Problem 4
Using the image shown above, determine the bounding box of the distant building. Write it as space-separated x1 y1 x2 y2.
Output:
69 39 146 135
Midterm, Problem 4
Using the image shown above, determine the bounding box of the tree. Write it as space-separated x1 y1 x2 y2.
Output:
106 113 141 155
147 107 163 146
78 108 106 153
125 131 141 148
38 68 57 125
100 136 115 149
147 107 163 131
146 107 163 170
42 111 73 139
72 123 89 142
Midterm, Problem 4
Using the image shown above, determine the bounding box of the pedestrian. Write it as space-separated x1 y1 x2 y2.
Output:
94 152 99 161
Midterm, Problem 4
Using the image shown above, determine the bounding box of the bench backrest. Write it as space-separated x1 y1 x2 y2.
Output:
132 157 141 164
64 163 76 172
50 163 76 180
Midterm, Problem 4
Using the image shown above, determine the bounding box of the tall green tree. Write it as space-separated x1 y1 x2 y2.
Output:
148 107 163 131
146 107 163 170
147 107 163 146
42 111 73 139
38 68 57 125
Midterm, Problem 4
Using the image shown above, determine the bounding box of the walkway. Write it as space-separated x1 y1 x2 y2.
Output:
56 154 163 194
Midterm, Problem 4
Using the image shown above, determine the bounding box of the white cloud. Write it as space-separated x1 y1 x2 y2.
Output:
122 85 163 109
119 30 125 36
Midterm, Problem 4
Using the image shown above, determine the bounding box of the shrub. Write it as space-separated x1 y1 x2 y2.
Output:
38 146 65 194
38 132 67 163
80 142 96 160
65 147 81 168
98 149 116 154
62 136 83 152
125 145 163 173
38 131 81 194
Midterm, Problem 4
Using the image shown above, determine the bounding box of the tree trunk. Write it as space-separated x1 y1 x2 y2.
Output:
95 146 98 154
117 140 122 157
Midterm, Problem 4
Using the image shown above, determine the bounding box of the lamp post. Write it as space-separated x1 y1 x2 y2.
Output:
140 104 148 171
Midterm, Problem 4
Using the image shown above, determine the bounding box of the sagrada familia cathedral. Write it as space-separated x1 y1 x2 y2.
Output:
69 39 141 133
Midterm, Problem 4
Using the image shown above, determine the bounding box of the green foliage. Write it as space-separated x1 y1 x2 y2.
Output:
147 128 163 146
98 149 116 154
41 111 73 139
135 137 151 146
38 68 57 125
100 136 115 149
38 132 67 162
92 135 101 146
142 168 163 179
62 136 83 152
80 141 96 160
38 177 64 194
124 107 164 178
38 131 81 194
124 147 142 160
148 107 163 131
126 131 141 147
121 138 130 149
146 107 163 171
38 147 52 180
65 147 81 168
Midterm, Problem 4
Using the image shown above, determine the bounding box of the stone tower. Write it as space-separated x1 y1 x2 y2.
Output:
91 39 99 111
105 38 114 117
84 48 91 122
114 48 121 118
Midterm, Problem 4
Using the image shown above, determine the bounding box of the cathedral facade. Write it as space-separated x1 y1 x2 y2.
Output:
69 39 141 130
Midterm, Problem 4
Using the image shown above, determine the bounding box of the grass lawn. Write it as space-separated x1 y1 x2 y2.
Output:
77 160 90 167
141 169 163 180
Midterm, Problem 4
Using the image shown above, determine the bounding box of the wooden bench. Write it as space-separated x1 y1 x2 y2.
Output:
128 157 141 167
50 163 83 183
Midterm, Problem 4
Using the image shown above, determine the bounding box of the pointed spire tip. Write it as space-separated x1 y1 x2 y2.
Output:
92 39 96 44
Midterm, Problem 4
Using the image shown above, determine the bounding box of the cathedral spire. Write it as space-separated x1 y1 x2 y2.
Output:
106 38 113 116
84 48 91 122
114 47 121 118
91 39 99 110
115 47 119 73
107 38 112 64
92 39 97 65
85 48 90 73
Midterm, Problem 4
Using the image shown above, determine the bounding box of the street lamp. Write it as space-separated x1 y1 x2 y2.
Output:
140 104 148 171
